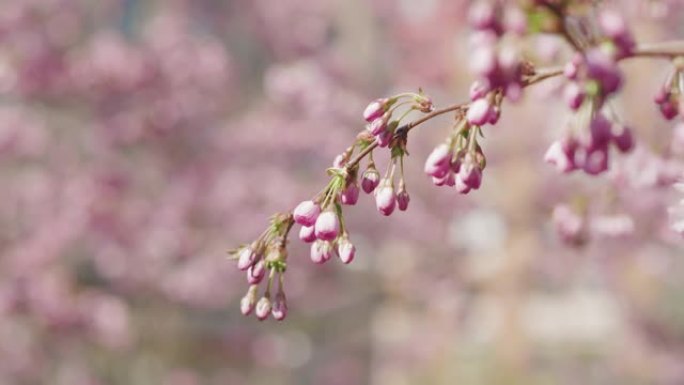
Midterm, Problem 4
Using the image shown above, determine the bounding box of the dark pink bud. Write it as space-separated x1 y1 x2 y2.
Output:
361 166 381 193
424 143 451 177
589 114 612 149
364 98 388 122
375 183 396 216
340 182 360 205
247 260 266 284
582 145 609 175
314 211 339 241
563 82 585 110
376 129 392 148
654 87 669 105
611 124 634 153
337 236 355 264
585 48 622 94
272 291 287 321
237 247 256 271
488 105 501 124
298 225 316 243
467 98 494 126
660 100 679 120
293 200 321 226
396 187 410 211
255 296 272 321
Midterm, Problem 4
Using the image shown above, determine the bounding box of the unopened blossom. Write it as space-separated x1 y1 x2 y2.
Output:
424 143 451 178
564 82 585 110
598 10 635 57
467 98 495 126
544 138 578 173
611 124 635 153
455 175 471 194
293 200 321 226
310 240 333 264
255 296 272 321
340 182 359 205
272 291 287 321
240 285 259 316
246 260 266 284
396 185 410 211
582 145 610 175
376 129 392 147
433 172 456 187
337 236 355 264
237 246 257 271
458 154 482 189
314 211 339 241
363 98 389 122
361 165 381 193
299 225 316 243
367 113 389 136
589 114 613 149
375 182 396 216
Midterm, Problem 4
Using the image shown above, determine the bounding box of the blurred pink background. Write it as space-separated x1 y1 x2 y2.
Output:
1 0 684 384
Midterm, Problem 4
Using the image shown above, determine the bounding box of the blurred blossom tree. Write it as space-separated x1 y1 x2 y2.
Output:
2 0 684 384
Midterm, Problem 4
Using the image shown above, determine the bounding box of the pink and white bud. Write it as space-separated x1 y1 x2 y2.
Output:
455 175 472 194
563 82 585 110
340 182 360 205
314 211 339 241
237 247 257 271
361 166 381 193
310 240 333 264
458 155 483 189
544 138 577 173
467 98 495 126
396 186 410 211
376 129 392 148
293 200 321 226
433 171 456 187
255 296 272 321
660 100 679 120
337 236 356 264
333 154 346 168
469 45 498 78
468 0 497 31
272 291 288 321
470 80 490 101
363 98 388 122
299 225 316 243
247 260 266 284
582 145 610 175
367 113 389 136
240 285 259 316
424 143 452 178
375 183 396 216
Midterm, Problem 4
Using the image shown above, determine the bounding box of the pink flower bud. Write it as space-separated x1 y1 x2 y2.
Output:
467 98 494 126
396 186 410 211
272 291 287 321
424 143 451 178
433 171 455 187
660 100 679 120
364 98 388 122
375 183 396 216
470 80 489 101
469 45 498 78
589 114 612 149
237 247 256 271
240 285 258 316
361 166 381 193
611 125 634 153
563 82 585 110
582 145 609 175
368 114 389 136
247 260 266 284
552 204 585 245
333 154 346 168
376 129 392 147
337 236 355 264
314 211 339 241
293 200 321 226
340 182 359 205
544 138 577 173
585 48 622 94
455 175 471 194
255 296 272 321
310 240 333 264
299 225 316 243
468 0 497 31
458 155 483 189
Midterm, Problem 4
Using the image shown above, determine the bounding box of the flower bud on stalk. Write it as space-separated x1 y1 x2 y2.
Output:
314 211 339 241
240 285 259 316
336 235 356 264
310 240 333 264
237 245 257 271
255 296 272 321
396 182 410 211
424 143 451 178
361 164 381 193
364 98 391 122
293 200 321 227
272 290 288 321
375 180 396 216
247 260 266 284
299 225 316 243
340 182 360 205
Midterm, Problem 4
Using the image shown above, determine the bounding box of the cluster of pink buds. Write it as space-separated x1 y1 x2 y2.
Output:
424 113 486 195
545 110 634 175
654 57 684 120
364 92 433 148
230 213 292 321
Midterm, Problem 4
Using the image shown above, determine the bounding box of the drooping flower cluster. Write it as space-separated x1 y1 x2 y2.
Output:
655 57 684 120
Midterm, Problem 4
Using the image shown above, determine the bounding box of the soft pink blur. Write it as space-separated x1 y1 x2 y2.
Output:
1 0 684 384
